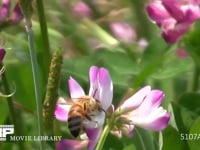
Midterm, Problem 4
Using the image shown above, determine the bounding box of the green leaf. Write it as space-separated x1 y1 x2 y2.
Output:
188 117 200 150
183 23 200 68
6 63 36 111
171 93 200 134
162 125 188 150
132 128 156 150
152 58 193 79
171 102 187 133
0 99 8 124
103 134 124 150
122 144 136 150
178 93 200 115
62 50 139 88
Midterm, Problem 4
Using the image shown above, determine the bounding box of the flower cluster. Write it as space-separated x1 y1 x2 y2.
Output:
55 66 170 150
146 0 200 43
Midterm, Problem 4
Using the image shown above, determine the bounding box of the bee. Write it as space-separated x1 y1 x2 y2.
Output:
67 96 104 137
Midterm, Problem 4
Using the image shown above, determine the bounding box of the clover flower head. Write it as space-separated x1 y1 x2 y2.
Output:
55 66 113 150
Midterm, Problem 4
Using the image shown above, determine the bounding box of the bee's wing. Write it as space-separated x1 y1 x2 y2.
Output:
57 97 74 105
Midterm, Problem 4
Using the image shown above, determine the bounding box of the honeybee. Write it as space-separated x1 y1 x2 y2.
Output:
67 96 104 137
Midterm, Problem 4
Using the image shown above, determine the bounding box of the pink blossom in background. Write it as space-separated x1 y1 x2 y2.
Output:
137 38 148 52
176 48 189 58
72 1 92 18
9 4 23 23
110 22 136 44
0 0 11 21
0 0 23 25
146 0 200 43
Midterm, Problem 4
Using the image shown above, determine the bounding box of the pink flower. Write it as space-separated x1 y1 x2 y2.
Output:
110 22 136 44
176 48 189 58
55 66 113 150
72 1 92 18
0 1 23 26
0 0 11 21
9 4 23 23
112 86 170 138
146 0 200 43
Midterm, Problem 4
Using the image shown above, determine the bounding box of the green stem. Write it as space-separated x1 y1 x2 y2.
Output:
0 64 25 150
25 20 43 150
191 65 200 92
161 78 174 108
36 0 51 80
95 124 110 150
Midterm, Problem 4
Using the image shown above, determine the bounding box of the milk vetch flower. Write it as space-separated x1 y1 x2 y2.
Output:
146 0 200 43
55 66 113 150
112 86 170 138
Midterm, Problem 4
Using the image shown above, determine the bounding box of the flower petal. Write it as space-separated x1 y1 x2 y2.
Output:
146 1 171 23
68 77 85 100
55 97 71 122
120 86 151 112
85 128 102 150
131 107 170 131
89 66 99 97
161 21 190 43
56 139 88 150
137 90 164 116
89 66 113 110
98 68 113 110
162 0 185 21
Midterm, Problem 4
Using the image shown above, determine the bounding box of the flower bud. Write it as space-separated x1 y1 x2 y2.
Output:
72 1 92 18
110 22 136 44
